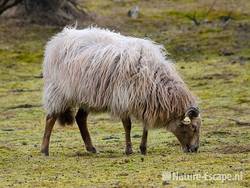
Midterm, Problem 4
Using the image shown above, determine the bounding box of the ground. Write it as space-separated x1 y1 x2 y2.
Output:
0 0 250 187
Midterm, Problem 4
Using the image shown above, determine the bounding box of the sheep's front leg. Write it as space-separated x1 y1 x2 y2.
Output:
41 114 57 156
140 127 148 155
75 108 96 153
122 117 133 155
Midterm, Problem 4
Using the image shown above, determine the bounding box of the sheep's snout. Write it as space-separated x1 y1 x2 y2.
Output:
183 144 199 153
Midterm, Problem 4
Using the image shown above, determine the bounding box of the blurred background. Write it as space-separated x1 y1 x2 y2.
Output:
1 0 250 60
0 0 249 187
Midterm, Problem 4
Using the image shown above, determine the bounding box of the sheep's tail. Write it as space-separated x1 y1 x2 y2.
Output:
57 108 75 126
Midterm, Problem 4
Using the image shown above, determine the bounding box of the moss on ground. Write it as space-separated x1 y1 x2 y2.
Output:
0 0 250 187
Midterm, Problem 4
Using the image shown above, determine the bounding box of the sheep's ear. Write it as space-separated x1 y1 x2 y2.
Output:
182 116 191 125
185 107 200 119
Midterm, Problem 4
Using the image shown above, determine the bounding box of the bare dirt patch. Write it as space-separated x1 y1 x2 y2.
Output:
216 145 250 154
192 72 237 80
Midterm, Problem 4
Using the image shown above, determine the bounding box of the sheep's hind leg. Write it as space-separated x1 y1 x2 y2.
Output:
122 117 133 155
75 108 96 153
140 127 148 155
41 114 57 156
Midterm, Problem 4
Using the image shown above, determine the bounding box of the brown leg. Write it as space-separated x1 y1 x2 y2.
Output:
41 114 57 156
122 117 133 155
140 127 148 155
75 108 96 153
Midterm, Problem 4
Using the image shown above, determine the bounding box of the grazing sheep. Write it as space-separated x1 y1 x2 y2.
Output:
41 27 201 156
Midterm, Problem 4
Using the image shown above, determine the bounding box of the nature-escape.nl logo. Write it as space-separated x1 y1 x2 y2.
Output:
162 171 244 183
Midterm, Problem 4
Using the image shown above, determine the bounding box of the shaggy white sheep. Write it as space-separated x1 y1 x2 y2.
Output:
41 27 201 156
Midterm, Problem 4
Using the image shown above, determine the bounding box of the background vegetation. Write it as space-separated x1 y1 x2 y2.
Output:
0 0 249 187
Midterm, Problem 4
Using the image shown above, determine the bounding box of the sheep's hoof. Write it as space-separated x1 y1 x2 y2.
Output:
125 147 133 155
41 149 49 156
86 146 97 153
140 145 147 155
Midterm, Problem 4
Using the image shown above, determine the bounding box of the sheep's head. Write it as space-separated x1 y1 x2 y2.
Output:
171 107 201 153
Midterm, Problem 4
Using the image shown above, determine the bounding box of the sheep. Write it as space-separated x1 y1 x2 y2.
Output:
41 27 202 156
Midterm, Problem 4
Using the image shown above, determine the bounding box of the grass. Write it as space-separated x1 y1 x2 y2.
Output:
0 0 250 187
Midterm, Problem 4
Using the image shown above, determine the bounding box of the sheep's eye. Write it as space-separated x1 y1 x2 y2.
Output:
181 130 187 134
192 125 197 132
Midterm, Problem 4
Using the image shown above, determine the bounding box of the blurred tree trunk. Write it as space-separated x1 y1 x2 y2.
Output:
0 0 86 25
